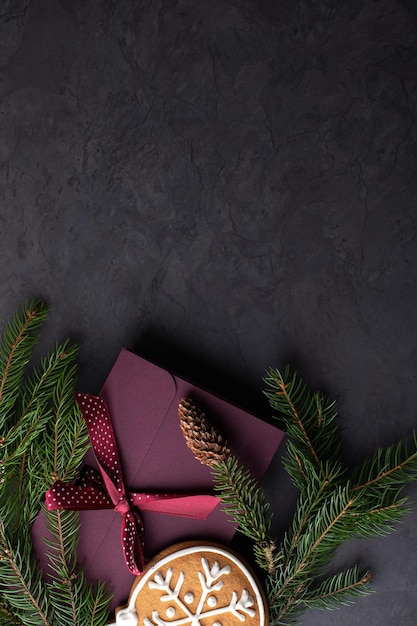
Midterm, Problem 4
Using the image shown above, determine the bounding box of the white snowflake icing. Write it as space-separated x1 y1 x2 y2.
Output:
143 558 256 626
109 546 265 626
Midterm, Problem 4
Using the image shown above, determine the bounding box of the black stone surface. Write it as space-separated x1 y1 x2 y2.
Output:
1 1 417 623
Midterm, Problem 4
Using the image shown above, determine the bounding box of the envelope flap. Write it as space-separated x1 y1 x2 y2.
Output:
96 348 178 486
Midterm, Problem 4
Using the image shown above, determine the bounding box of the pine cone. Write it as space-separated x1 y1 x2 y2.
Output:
178 397 230 466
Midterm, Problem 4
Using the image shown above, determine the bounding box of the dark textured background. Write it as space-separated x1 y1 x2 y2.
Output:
1 1 417 623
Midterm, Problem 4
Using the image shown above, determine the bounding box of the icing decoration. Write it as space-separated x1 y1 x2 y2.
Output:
45 393 219 575
110 543 267 626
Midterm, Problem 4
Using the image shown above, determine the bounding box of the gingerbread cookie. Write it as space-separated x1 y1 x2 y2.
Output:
111 542 268 626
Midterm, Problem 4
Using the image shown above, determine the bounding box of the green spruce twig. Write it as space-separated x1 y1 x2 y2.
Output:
262 366 417 624
0 301 111 626
211 455 279 572
179 366 417 625
0 521 51 626
43 508 109 626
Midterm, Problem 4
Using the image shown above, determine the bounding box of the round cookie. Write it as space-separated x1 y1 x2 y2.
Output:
112 542 268 626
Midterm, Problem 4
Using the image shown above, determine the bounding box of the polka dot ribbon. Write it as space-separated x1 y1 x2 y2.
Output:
45 393 220 575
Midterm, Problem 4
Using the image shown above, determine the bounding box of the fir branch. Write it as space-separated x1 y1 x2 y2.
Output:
263 367 343 485
0 301 111 625
347 499 408 539
0 301 48 431
269 566 372 624
0 522 52 626
290 489 355 572
269 487 356 613
211 455 277 572
267 480 412 624
0 343 80 525
4 342 78 461
39 350 110 625
43 508 110 626
2 345 86 529
351 435 417 495
83 585 112 626
282 462 344 565
18 342 78 422
302 566 372 610
211 455 272 540
43 508 79 577
263 368 320 464
41 359 89 484
262 365 417 624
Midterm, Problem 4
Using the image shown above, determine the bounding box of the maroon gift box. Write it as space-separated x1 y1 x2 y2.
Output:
32 349 284 613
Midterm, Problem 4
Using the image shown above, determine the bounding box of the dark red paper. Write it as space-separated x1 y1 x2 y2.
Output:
32 349 284 613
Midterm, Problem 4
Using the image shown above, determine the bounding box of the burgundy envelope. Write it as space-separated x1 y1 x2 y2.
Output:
32 349 284 613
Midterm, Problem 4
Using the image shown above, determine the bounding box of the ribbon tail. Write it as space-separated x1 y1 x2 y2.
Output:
131 494 220 519
120 509 145 575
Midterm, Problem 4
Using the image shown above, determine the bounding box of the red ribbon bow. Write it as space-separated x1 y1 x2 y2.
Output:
45 393 219 575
